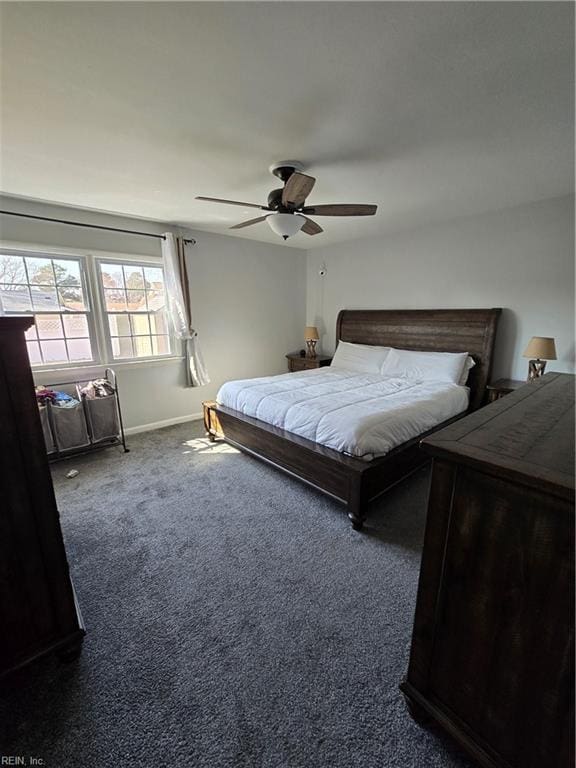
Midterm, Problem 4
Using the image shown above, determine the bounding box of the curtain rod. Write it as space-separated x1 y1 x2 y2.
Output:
0 209 196 245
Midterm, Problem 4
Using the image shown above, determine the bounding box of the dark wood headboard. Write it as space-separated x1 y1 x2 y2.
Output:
336 308 501 411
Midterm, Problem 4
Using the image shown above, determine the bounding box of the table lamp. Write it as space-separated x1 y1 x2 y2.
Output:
304 326 319 358
523 336 557 381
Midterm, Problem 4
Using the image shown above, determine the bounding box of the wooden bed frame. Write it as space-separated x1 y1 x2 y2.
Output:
204 308 501 529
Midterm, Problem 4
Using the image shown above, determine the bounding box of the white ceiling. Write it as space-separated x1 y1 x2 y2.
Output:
0 2 573 249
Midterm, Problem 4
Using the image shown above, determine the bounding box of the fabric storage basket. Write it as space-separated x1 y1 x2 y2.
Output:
84 395 120 443
50 402 91 451
38 405 56 454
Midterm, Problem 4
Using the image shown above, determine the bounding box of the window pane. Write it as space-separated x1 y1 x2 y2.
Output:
124 264 145 290
0 284 32 312
36 314 64 339
53 259 81 286
108 314 131 336
126 289 147 311
40 339 67 363
146 290 165 312
67 338 93 361
100 264 125 289
26 341 42 364
0 255 26 284
63 314 89 338
1 253 94 367
130 314 150 336
152 335 170 355
26 257 55 285
31 285 59 311
134 336 152 357
149 310 168 335
144 266 164 287
112 337 134 358
99 260 169 362
58 285 86 311
104 288 127 312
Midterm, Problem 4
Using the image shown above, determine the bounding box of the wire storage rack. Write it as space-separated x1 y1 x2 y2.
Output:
38 368 129 461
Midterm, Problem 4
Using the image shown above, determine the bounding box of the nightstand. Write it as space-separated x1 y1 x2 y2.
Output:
286 352 332 372
486 378 526 403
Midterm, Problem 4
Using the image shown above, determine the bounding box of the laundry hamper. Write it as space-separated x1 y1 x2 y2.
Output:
38 404 56 454
50 401 91 452
39 369 128 461
84 394 120 443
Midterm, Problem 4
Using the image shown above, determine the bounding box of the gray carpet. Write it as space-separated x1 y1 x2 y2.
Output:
1 421 472 768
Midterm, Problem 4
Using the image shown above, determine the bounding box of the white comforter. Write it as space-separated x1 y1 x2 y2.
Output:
216 368 469 460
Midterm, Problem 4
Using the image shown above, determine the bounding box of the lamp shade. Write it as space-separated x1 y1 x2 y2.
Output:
304 326 319 341
267 213 305 240
523 336 557 360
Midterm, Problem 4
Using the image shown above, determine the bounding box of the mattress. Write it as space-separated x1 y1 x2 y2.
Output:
216 368 469 460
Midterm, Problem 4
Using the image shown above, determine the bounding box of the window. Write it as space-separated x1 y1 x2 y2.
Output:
97 260 171 360
0 252 94 365
0 249 173 368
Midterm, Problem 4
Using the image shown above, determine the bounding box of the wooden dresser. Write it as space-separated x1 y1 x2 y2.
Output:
401 373 574 768
0 317 85 678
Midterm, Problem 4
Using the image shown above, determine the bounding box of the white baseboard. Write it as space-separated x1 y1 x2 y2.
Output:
124 412 203 436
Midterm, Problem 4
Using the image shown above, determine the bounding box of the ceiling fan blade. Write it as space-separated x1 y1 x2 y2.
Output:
196 196 269 211
229 215 269 230
300 204 377 216
282 173 316 208
301 217 323 236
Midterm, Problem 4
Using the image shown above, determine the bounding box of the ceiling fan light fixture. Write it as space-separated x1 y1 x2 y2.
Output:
266 213 305 240
198 164 377 238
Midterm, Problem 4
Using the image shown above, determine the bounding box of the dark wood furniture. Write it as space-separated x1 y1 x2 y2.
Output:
204 308 501 529
401 372 574 768
0 317 85 679
286 352 332 372
485 377 525 402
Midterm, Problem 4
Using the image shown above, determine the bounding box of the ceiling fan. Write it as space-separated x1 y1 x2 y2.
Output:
196 161 377 240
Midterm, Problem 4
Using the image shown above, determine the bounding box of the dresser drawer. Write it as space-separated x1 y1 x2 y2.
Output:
286 353 332 372
289 357 317 372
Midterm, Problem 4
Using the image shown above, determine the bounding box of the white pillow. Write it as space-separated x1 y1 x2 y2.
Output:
380 348 469 385
458 356 476 386
331 341 391 374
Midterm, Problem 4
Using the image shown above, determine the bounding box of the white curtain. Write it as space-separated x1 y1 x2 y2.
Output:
161 232 210 387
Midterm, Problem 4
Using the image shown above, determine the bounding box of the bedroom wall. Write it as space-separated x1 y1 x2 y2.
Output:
0 195 307 430
306 195 575 381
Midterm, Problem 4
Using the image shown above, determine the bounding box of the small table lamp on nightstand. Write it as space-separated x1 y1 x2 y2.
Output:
523 336 557 381
305 326 319 358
